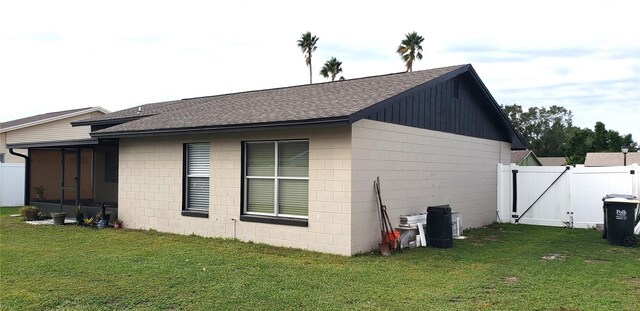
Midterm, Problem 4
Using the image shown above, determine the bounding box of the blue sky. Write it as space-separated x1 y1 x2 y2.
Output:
1 0 638 140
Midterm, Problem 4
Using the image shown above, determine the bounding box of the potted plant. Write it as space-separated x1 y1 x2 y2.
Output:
73 204 84 225
34 186 45 200
83 217 95 227
50 211 67 225
113 219 123 229
19 206 42 221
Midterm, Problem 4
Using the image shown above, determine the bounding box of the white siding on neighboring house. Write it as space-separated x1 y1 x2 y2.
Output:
350 119 511 254
5 113 96 145
117 126 353 255
0 132 26 163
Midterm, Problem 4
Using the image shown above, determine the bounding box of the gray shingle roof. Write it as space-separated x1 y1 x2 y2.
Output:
584 152 640 166
511 150 532 164
88 65 466 135
538 157 566 166
1 107 91 130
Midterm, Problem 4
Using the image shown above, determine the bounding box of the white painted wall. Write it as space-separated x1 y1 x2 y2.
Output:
0 163 25 206
497 163 639 228
351 120 511 254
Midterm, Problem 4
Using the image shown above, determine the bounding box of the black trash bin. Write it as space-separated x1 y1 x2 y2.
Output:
427 205 453 248
602 194 638 247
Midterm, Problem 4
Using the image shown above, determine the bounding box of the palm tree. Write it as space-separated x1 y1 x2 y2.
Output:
297 32 319 84
319 57 343 81
396 32 425 72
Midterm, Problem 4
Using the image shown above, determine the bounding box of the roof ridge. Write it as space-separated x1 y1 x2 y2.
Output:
181 64 468 101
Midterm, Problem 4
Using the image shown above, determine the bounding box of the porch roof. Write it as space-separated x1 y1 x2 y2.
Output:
7 138 100 149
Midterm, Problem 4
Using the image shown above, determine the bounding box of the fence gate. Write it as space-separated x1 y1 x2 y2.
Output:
497 163 639 228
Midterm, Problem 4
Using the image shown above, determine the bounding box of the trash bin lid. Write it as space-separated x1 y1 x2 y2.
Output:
602 194 640 203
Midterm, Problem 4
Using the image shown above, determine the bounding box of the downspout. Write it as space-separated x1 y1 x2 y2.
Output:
9 148 30 206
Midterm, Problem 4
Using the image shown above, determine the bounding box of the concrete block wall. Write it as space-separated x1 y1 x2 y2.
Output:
350 119 511 254
118 126 352 255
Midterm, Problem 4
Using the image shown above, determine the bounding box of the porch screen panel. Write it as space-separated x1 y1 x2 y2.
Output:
185 143 210 211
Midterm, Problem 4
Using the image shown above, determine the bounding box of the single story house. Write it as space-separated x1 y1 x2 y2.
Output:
26 64 524 255
511 150 541 166
1 107 112 209
584 152 640 167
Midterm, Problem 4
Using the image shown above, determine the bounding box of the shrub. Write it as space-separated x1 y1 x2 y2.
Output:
19 206 42 221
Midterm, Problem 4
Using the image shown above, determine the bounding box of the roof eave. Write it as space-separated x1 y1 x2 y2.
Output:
7 138 100 149
90 117 351 139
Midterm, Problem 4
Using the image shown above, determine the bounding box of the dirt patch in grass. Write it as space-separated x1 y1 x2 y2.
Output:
502 276 519 284
628 277 640 288
541 253 568 260
605 247 632 254
584 259 611 264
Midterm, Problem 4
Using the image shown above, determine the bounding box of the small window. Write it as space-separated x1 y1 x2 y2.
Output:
0 153 5 163
243 140 309 219
104 151 118 182
184 143 210 213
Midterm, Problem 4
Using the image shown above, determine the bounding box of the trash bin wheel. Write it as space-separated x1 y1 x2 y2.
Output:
622 235 636 247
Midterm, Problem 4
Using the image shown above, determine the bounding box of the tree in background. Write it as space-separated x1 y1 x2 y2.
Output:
396 32 424 72
502 104 636 165
297 32 319 84
502 104 573 157
563 127 594 165
563 122 636 164
319 57 343 81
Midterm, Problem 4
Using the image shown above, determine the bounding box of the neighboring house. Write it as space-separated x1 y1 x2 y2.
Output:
2 107 112 208
511 150 541 166
28 64 525 255
1 107 109 163
584 152 640 167
538 157 566 166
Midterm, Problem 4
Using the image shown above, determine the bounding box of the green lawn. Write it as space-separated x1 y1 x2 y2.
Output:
1 206 639 310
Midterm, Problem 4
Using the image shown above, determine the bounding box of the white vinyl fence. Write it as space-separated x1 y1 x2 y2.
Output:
497 163 639 228
0 163 25 206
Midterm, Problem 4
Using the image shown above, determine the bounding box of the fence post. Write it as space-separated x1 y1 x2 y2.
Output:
632 163 639 199
511 164 519 222
497 163 503 222
0 164 3 206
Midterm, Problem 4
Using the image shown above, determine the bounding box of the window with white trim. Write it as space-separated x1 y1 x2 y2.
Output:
244 140 309 218
184 143 210 212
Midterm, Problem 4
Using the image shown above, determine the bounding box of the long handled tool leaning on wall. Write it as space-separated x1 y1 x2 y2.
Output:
374 177 399 255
